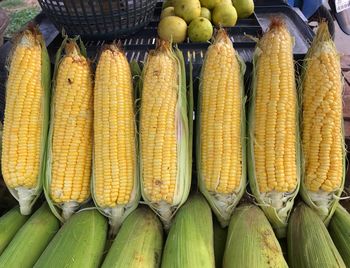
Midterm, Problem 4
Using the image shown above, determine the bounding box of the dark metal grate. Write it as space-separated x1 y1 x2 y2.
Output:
38 0 157 39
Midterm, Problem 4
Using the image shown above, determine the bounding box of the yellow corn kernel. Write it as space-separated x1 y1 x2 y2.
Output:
94 45 136 207
200 31 242 194
50 42 93 204
254 20 297 193
302 25 343 193
2 30 42 189
140 43 178 204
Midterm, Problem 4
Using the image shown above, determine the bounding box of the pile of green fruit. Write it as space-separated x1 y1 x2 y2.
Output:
158 0 255 43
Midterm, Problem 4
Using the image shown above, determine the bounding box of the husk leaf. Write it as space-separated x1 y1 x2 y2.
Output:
0 206 29 254
223 205 288 268
0 203 59 268
161 194 215 268
101 207 163 268
34 209 107 268
288 203 345 268
328 205 350 266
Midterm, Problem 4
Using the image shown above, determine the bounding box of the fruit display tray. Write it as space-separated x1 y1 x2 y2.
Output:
45 3 314 75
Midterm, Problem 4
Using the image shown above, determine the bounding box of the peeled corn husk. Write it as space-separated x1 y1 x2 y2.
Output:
2 28 51 215
288 203 345 268
102 207 163 268
139 41 192 228
299 22 346 225
161 194 215 268
248 19 300 238
44 37 93 222
91 44 140 237
329 205 350 266
223 205 287 268
197 29 246 227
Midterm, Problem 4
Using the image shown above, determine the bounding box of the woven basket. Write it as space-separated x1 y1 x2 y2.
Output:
38 0 157 39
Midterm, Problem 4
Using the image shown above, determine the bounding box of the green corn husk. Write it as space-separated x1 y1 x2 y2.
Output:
102 207 163 268
0 203 59 268
328 205 350 266
3 27 51 215
0 206 29 254
139 41 192 228
299 22 346 225
197 29 246 227
34 209 107 268
44 37 92 222
248 19 300 238
223 205 287 268
288 203 345 268
213 218 227 268
161 194 215 268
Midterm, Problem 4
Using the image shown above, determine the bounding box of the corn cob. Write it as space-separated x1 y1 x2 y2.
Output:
0 203 59 268
34 210 107 268
92 44 139 236
139 40 191 227
197 29 246 226
0 206 28 254
300 22 345 223
2 28 50 215
102 207 163 268
288 203 345 268
161 194 215 268
45 39 93 221
248 18 300 237
223 205 287 268
329 205 350 266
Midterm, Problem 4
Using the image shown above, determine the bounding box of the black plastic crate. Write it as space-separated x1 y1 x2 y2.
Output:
38 0 158 39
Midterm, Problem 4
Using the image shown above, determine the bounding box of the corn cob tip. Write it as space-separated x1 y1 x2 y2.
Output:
107 207 125 238
103 42 124 54
214 28 230 44
20 25 40 38
155 38 172 53
258 17 291 49
61 201 80 221
269 17 286 30
314 21 332 43
25 22 40 33
17 187 35 215
15 28 40 48
157 202 174 230
65 41 81 58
